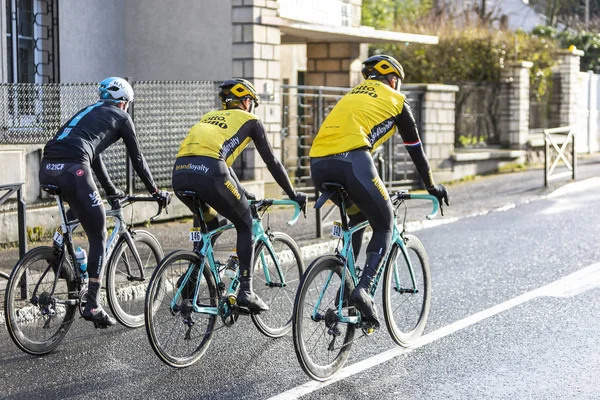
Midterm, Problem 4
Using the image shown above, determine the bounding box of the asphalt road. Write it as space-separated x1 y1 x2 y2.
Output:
1 171 600 399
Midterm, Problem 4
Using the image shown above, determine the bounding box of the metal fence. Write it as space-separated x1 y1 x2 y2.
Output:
455 83 503 147
280 84 424 191
132 81 220 189
0 81 220 192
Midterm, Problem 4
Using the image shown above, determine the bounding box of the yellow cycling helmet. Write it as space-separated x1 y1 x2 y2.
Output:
361 55 405 81
218 78 260 110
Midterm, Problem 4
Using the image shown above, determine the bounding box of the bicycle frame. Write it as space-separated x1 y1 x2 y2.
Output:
311 192 438 326
173 199 301 315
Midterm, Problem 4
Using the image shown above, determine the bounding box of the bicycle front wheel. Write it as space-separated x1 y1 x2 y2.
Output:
145 250 218 368
4 246 77 355
293 255 356 381
251 232 304 338
106 230 163 328
382 234 431 347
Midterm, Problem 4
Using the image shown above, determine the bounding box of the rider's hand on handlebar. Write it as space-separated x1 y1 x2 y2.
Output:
106 188 126 208
153 189 172 209
292 192 308 217
427 184 450 215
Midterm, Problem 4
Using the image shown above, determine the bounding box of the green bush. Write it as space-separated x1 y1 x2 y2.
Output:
534 25 600 73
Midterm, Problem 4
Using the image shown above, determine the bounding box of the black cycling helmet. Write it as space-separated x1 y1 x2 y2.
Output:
361 55 405 81
218 78 259 110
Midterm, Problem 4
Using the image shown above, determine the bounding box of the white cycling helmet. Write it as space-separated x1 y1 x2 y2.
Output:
98 77 134 103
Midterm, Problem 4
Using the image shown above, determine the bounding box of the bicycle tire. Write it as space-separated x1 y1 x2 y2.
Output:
382 234 431 347
251 232 304 338
292 255 356 381
4 246 77 355
145 250 218 368
106 230 163 328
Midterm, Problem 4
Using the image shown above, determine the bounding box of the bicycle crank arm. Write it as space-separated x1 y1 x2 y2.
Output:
55 299 78 306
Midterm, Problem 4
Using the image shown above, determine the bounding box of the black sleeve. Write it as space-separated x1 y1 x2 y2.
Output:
91 154 119 195
228 167 250 197
395 101 436 189
250 119 296 199
119 115 158 193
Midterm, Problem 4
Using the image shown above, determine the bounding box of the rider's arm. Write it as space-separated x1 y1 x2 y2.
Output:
91 154 119 195
119 115 158 193
250 119 296 199
228 167 255 200
395 100 436 189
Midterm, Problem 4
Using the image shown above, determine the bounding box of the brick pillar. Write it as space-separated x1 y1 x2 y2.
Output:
553 49 584 128
306 42 368 88
232 0 282 197
499 61 533 149
411 84 458 183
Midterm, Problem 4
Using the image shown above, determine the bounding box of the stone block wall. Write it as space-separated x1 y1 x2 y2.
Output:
499 61 533 149
232 0 283 197
306 42 367 88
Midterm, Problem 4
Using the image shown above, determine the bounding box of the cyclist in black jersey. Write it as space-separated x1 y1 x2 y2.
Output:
40 77 170 328
309 55 450 329
172 78 307 313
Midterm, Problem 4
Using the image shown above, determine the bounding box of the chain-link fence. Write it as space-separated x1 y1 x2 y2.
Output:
132 81 220 189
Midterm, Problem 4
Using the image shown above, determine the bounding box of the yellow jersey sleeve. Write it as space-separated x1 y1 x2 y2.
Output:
176 109 255 166
309 80 406 158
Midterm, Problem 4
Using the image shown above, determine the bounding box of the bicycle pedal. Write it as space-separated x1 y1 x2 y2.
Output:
233 305 252 316
93 323 109 329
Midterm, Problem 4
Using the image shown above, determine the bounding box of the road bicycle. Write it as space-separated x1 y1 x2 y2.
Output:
292 182 439 381
4 184 166 355
145 191 304 368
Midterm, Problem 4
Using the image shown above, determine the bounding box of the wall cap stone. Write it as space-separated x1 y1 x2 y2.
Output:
403 83 459 92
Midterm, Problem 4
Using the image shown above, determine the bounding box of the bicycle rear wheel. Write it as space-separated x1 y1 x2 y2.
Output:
382 234 431 347
106 230 163 328
145 250 217 368
4 246 77 355
293 255 356 381
251 232 304 338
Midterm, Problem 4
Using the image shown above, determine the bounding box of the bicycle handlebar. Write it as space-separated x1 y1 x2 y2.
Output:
106 195 166 222
391 191 439 220
249 199 302 226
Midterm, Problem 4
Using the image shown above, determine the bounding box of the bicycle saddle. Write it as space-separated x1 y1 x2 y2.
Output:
175 190 199 199
314 182 346 210
41 184 61 196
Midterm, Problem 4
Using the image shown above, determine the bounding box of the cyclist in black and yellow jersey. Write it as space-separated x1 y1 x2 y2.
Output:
310 55 450 329
173 78 307 312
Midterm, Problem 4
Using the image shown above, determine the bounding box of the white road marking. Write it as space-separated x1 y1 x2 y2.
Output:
268 262 600 400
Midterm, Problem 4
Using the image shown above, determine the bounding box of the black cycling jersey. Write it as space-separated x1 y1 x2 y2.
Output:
42 101 157 193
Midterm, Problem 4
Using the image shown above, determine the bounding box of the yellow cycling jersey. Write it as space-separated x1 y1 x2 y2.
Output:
176 109 256 166
309 79 406 158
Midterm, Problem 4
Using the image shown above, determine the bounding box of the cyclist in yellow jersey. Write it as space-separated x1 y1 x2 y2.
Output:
173 79 307 312
310 55 450 329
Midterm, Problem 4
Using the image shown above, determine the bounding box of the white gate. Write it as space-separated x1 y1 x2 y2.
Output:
576 71 600 154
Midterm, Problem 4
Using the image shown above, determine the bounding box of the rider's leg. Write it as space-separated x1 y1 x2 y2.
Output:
211 195 268 312
60 164 116 328
347 205 366 261
344 152 394 329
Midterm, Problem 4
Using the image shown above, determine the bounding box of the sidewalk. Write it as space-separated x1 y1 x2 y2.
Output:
1 155 599 275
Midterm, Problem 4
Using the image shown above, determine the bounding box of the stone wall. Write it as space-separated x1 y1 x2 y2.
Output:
232 0 283 197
